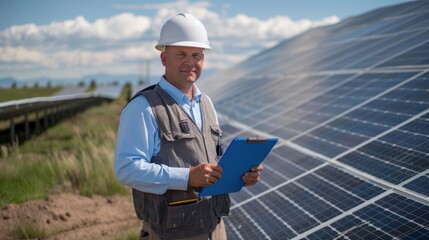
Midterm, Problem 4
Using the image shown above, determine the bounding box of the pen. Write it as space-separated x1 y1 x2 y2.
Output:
217 138 223 156
168 198 198 206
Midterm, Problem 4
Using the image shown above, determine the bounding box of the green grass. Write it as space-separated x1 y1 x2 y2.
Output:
12 218 47 240
114 228 140 240
0 85 131 207
0 86 62 102
0 158 56 205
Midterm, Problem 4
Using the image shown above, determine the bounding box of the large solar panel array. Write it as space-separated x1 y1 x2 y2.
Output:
200 1 429 239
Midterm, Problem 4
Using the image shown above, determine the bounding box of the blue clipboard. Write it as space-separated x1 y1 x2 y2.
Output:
199 137 278 197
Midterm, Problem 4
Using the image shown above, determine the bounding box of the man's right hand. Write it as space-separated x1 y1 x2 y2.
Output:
188 163 223 187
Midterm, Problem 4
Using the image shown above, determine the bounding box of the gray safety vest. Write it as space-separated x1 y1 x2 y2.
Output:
131 84 230 239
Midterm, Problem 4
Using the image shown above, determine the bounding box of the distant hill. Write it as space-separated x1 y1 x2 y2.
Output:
0 69 219 89
0 76 18 88
0 74 146 89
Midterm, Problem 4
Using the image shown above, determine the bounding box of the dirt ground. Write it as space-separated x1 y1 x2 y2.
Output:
0 192 142 240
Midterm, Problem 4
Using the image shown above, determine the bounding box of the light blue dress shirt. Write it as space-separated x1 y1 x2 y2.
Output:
114 77 218 194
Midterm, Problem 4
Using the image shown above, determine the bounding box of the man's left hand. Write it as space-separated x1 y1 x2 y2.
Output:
242 165 263 186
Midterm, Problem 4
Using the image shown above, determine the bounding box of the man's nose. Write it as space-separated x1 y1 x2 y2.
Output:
183 56 196 66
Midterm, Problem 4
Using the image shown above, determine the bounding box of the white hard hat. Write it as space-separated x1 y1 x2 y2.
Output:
155 13 211 51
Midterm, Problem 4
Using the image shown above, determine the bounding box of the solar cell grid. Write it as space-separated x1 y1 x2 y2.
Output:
358 140 428 172
392 0 429 15
376 11 429 35
338 150 417 184
218 82 325 123
237 74 356 127
263 152 306 180
228 187 253 204
381 88 429 104
345 107 409 126
402 229 429 240
297 105 341 122
322 40 381 70
332 16 401 41
259 191 320 234
258 164 289 187
250 117 286 135
216 79 278 106
354 204 426 238
279 182 342 222
314 125 369 147
242 180 269 196
405 13 429 31
396 71 429 88
404 174 429 196
331 116 389 136
245 199 297 239
253 112 310 137
274 118 321 136
330 214 362 233
349 30 429 69
343 224 392 239
226 207 266 239
317 72 412 105
254 100 306 121
330 216 394 239
376 193 429 226
314 166 385 200
297 174 364 211
327 36 397 70
294 133 348 158
214 76 265 102
363 98 429 115
269 48 323 74
272 145 324 170
294 41 357 72
305 227 338 240
339 5 394 29
240 78 327 119
381 41 429 67
288 73 413 143
380 129 429 153
295 73 428 159
266 123 306 139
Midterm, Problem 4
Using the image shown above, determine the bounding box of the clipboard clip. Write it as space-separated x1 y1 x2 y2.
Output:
247 136 267 144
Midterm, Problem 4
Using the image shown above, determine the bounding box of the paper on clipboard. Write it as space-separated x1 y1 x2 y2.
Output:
199 137 278 197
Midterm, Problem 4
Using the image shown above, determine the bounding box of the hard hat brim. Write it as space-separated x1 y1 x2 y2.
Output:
155 41 212 51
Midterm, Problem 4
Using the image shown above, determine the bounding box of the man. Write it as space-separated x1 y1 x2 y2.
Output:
114 13 263 240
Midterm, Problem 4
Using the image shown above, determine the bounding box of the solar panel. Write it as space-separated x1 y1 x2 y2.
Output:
200 1 429 239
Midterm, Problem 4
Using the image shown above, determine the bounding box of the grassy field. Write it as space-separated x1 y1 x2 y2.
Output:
0 85 130 207
0 86 62 102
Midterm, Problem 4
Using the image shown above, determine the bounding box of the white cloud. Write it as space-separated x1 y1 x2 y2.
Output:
0 13 151 46
0 46 57 68
0 0 339 81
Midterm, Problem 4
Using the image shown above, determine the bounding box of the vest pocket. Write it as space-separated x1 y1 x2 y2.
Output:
211 125 223 157
213 194 231 217
162 132 195 141
210 125 222 139
166 198 213 229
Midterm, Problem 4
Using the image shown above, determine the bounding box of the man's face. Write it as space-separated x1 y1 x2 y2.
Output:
161 46 205 90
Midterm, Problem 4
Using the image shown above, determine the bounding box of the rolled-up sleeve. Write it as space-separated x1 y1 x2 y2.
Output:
114 96 189 194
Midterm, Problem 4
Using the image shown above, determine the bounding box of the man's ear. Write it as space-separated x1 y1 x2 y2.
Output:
160 52 167 67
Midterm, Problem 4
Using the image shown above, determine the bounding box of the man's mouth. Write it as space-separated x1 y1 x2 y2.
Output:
182 68 196 73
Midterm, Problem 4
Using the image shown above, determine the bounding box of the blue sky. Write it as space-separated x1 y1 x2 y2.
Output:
0 0 410 82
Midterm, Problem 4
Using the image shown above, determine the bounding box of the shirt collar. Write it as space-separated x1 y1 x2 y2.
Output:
159 76 202 104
